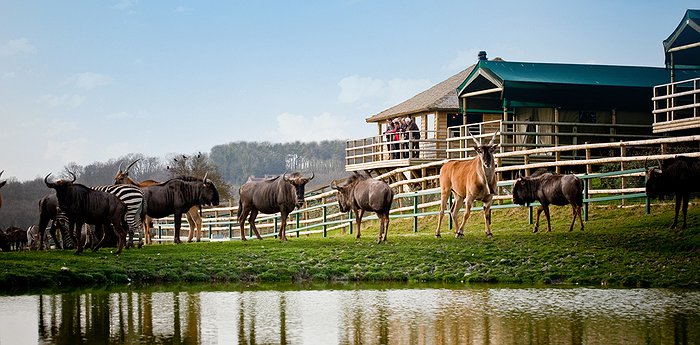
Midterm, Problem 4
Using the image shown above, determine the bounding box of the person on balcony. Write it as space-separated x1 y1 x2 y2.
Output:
399 118 410 158
384 119 397 159
392 118 402 159
405 117 420 158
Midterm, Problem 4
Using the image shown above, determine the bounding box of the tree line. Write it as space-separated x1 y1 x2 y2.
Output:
0 140 347 231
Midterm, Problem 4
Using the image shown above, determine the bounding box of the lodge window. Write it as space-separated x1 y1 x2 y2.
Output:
579 111 597 123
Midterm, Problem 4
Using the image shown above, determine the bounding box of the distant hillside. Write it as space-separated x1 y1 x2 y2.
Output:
210 140 347 190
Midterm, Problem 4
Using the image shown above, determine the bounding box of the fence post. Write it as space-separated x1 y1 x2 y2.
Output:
274 217 278 239
322 205 328 237
620 142 626 207
528 206 533 224
413 193 418 233
645 173 651 215
228 223 232 240
209 224 212 240
583 173 589 221
158 225 162 240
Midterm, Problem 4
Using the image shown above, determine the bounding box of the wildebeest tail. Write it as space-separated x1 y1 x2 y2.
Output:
575 177 584 206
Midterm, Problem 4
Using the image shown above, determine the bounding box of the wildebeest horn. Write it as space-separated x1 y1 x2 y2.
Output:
69 171 77 183
330 179 338 189
44 173 54 187
488 130 500 146
468 131 481 146
0 170 4 178
644 158 649 170
203 172 208 182
125 159 140 173
282 171 290 181
308 172 315 181
656 159 662 169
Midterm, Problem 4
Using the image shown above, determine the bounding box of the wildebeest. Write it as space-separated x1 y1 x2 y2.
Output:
330 171 394 243
645 155 700 229
512 170 584 233
237 172 314 241
1 226 27 251
36 193 74 250
113 159 204 244
0 170 6 209
44 173 129 254
435 131 499 238
140 175 220 244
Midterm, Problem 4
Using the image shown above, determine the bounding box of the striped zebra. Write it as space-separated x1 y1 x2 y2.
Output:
91 184 145 248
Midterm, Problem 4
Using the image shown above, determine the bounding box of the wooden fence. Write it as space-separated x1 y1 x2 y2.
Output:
151 135 700 242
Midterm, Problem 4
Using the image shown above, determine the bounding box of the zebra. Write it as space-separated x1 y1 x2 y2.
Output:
91 184 145 249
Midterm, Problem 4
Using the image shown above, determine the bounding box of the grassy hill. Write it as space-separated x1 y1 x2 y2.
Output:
1 202 698 293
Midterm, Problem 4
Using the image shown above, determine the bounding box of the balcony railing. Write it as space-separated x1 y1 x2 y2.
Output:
344 130 444 170
346 119 657 170
653 77 700 133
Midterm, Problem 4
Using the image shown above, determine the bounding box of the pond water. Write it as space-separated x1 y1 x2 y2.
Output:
1 285 699 345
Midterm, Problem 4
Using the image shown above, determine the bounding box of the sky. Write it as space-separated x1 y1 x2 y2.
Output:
0 1 697 181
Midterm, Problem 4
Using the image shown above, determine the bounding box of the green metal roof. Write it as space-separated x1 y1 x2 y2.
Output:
457 60 700 110
664 9 700 69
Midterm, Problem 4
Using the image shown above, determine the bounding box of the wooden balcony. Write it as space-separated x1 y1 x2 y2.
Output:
653 77 700 133
344 130 444 172
345 120 658 173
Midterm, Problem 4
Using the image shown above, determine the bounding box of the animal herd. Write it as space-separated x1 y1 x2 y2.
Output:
0 140 698 254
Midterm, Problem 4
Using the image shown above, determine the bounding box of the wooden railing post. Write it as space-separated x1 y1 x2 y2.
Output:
322 205 327 237
620 141 626 207
413 193 418 233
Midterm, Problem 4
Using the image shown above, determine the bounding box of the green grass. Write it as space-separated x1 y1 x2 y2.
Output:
1 202 699 293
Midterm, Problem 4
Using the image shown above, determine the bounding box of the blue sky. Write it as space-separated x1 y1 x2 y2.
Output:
0 1 696 181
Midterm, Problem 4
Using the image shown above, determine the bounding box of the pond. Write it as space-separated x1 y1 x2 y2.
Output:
1 285 699 344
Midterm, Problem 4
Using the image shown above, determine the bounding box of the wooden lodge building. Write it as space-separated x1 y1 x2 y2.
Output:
345 9 700 182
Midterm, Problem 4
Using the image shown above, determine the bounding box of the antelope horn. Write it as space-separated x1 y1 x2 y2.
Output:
308 171 315 181
125 159 140 173
468 131 481 146
644 158 649 170
488 130 500 146
656 159 662 169
203 172 208 182
1 170 4 178
118 161 123 172
69 171 77 183
330 179 338 189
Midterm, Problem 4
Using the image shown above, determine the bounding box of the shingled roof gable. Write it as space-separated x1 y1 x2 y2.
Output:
365 65 475 123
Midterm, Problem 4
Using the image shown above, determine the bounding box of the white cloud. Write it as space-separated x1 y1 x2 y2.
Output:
337 75 432 106
63 72 112 90
38 94 86 108
442 49 481 71
106 111 132 120
43 138 89 164
0 38 37 57
270 112 348 142
174 6 193 13
113 0 137 10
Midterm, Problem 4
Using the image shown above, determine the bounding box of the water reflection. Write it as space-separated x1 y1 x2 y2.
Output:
1 287 698 344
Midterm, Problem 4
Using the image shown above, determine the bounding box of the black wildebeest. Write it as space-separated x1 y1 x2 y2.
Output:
435 131 499 238
44 173 128 254
113 159 205 244
331 171 394 243
140 175 220 244
1 226 27 251
512 170 584 233
0 170 6 209
645 155 700 229
36 193 74 250
238 172 314 241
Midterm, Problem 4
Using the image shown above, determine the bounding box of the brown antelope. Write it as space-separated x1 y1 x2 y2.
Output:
114 159 205 244
435 131 499 238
